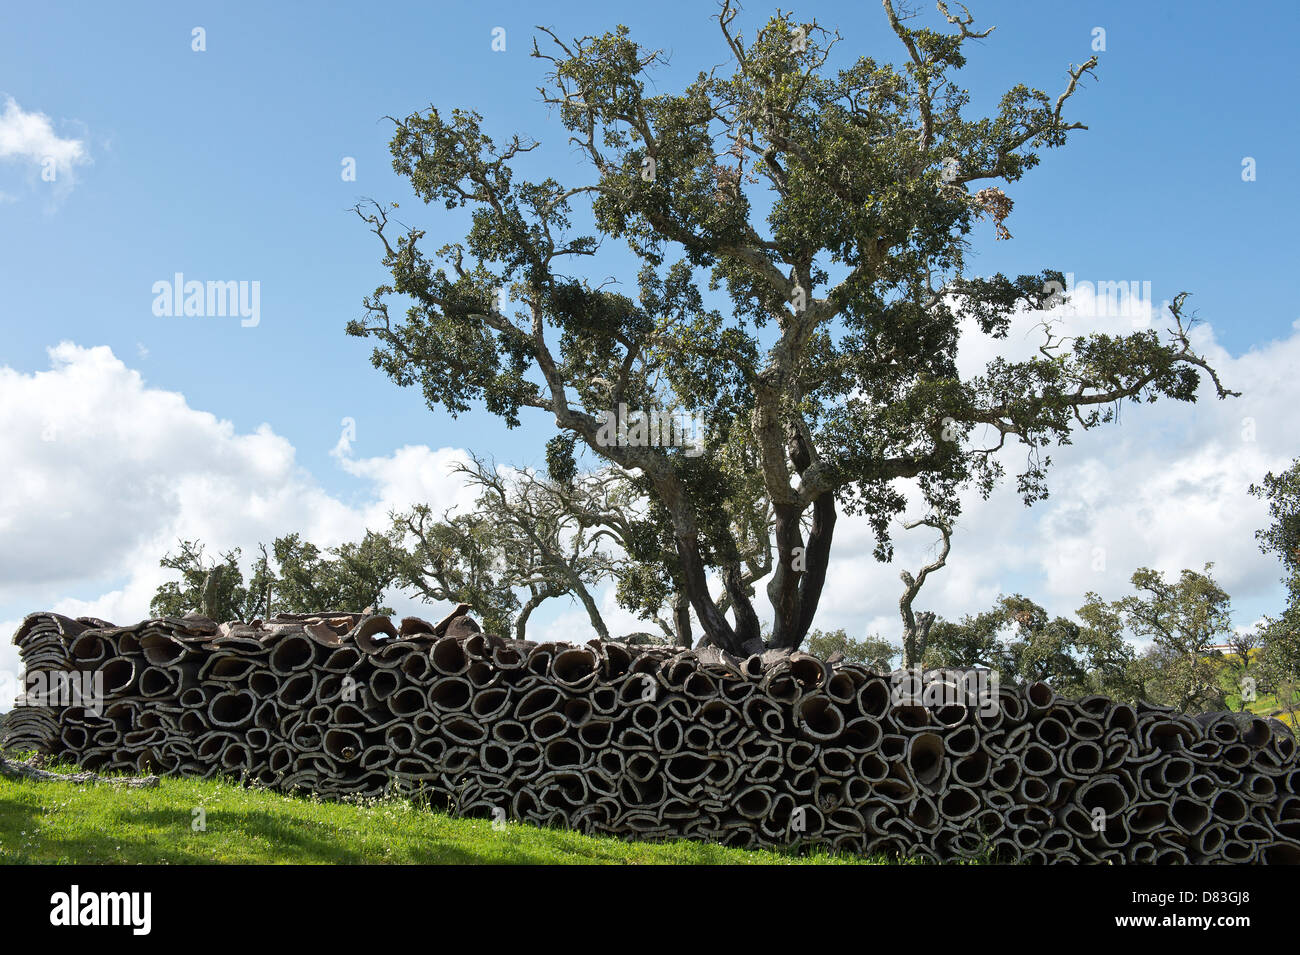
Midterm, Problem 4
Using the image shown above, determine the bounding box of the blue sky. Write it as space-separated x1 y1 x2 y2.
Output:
2 0 1299 675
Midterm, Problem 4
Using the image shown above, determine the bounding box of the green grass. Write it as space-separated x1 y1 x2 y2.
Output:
1214 652 1300 731
0 766 901 865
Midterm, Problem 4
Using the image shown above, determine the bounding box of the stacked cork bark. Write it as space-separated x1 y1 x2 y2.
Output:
4 610 1299 863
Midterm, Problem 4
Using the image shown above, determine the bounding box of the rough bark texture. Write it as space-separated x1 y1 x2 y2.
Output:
0 754 158 788
899 516 952 669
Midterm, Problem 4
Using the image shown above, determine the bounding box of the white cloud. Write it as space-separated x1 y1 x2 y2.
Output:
804 293 1297 640
0 96 90 193
336 443 479 529
0 343 474 634
534 585 662 645
0 617 21 698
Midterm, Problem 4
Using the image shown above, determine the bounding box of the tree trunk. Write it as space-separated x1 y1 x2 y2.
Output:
515 586 556 641
200 569 220 620
569 579 610 642
766 457 837 651
1 755 159 788
766 501 804 649
672 592 692 648
672 526 741 653
724 563 763 652
902 611 935 670
794 489 836 645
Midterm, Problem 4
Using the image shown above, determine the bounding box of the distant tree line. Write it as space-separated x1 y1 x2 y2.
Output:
804 456 1300 722
152 456 1300 722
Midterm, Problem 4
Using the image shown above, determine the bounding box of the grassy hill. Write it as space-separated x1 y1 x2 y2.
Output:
1214 651 1299 731
0 766 897 865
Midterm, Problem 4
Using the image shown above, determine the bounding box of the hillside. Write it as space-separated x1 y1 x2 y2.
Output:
0 767 903 865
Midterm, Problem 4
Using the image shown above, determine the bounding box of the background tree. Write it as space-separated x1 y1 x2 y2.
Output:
465 455 774 645
150 540 274 621
1078 566 1231 713
1000 594 1135 700
923 611 1009 674
389 505 520 635
1274 677 1300 732
898 513 950 668
530 461 703 646
271 531 401 615
1250 459 1300 709
386 463 654 641
352 1 1234 655
805 627 898 669
452 455 615 640
152 533 400 622
1070 590 1146 702
1220 629 1262 713
926 593 1135 699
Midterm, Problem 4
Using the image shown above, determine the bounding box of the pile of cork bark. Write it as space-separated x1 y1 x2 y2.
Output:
4 609 1298 863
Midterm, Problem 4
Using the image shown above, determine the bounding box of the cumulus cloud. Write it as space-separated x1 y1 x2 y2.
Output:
0 96 90 194
0 343 479 684
806 291 1297 643
336 443 479 529
535 588 661 646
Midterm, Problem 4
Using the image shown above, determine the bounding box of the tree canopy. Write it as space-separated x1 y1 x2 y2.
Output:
925 592 1135 700
805 627 898 669
351 1 1233 655
150 540 275 622
1077 566 1232 713
150 534 399 621
1250 459 1300 709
